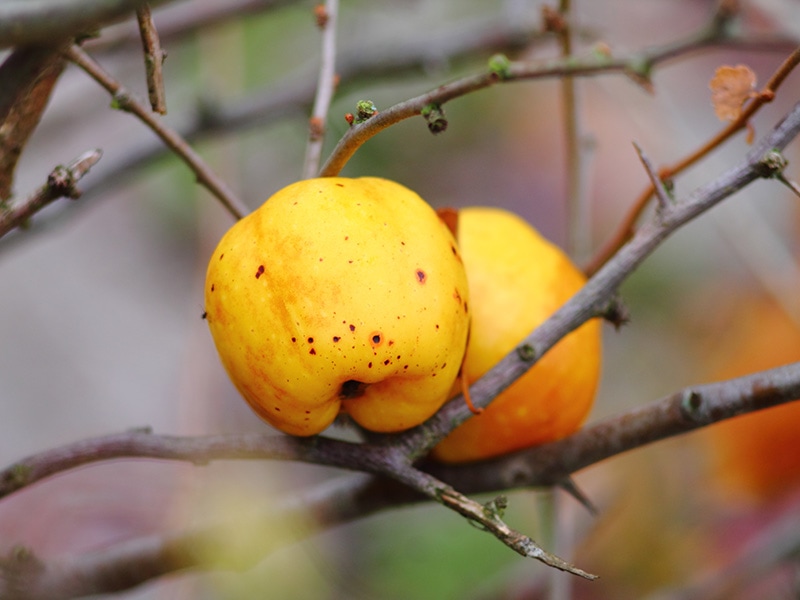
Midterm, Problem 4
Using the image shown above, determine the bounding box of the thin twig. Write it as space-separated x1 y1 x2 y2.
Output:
64 45 249 220
0 149 102 238
136 3 167 114
633 141 671 213
552 1 588 259
317 10 740 178
302 0 338 179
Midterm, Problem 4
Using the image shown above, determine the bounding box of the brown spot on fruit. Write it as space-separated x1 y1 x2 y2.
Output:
383 359 390 365
370 332 383 347
307 337 314 343
255 265 265 279
333 336 341 342
210 284 215 292
416 269 427 284
309 348 317 355
291 337 297 342
349 324 356 332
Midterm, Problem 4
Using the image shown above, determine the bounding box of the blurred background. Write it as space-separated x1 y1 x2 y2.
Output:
1 0 800 598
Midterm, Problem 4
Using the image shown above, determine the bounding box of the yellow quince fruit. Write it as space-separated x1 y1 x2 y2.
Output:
205 177 470 436
431 207 602 463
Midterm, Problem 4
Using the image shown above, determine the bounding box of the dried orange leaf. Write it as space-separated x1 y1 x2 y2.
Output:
709 64 757 122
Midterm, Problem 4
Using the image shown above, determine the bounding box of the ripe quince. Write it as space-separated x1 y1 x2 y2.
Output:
431 207 602 463
204 177 470 436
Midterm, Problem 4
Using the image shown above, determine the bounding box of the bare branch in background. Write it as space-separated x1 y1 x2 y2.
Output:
0 149 102 238
584 43 800 277
135 3 167 114
0 45 68 201
64 44 250 220
302 0 339 179
0 0 176 49
317 5 750 178
88 0 302 51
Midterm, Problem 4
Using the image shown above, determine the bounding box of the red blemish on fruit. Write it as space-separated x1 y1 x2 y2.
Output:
309 348 317 355
210 284 215 292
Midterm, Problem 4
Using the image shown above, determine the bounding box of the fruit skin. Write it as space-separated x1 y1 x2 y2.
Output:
204 177 470 436
431 207 602 463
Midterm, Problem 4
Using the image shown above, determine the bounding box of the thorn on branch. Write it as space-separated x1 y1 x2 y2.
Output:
633 141 673 216
559 477 599 516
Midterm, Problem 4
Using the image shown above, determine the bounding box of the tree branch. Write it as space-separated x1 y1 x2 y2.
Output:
135 3 167 114
64 44 250 220
583 43 800 276
2 361 800 597
399 98 800 459
0 0 177 49
317 4 747 177
301 0 339 179
0 149 102 238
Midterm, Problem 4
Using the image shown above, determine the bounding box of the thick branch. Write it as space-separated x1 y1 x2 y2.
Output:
2 361 800 597
400 99 800 458
427 361 800 492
